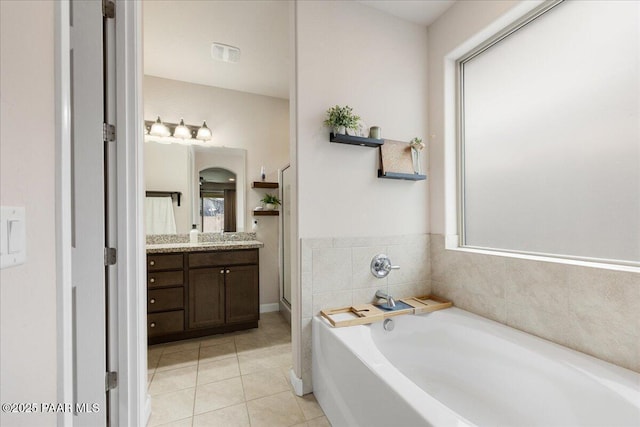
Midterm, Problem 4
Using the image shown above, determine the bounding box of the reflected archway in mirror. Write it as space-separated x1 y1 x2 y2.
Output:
199 167 237 232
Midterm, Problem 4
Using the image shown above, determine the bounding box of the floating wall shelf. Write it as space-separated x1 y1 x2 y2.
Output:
253 210 279 216
377 170 427 181
251 181 279 189
330 133 384 148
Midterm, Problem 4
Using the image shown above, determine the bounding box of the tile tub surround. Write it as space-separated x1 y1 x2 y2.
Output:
430 234 640 373
147 312 329 427
300 234 431 391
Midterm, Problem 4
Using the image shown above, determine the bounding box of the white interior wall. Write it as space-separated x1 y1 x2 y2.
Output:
296 1 429 239
144 75 289 305
294 0 430 393
0 1 58 425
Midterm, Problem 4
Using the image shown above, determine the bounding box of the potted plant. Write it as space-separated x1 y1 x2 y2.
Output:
324 105 361 136
261 194 281 210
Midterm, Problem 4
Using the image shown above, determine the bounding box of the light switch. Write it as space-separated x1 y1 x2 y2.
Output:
1 206 26 269
8 219 24 254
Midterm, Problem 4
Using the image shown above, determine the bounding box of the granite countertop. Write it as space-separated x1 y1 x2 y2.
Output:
146 240 264 254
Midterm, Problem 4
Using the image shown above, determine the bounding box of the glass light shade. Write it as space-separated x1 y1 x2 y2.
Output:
196 121 212 141
173 118 192 139
149 116 170 137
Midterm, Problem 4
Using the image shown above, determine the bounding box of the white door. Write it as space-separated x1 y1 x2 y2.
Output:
70 0 114 424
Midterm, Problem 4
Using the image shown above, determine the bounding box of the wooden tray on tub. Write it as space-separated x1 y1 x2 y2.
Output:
320 295 452 328
401 295 453 314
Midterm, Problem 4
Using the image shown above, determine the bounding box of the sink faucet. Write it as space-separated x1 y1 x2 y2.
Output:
375 290 396 309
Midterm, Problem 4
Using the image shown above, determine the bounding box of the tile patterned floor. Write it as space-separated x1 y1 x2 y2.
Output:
147 312 330 427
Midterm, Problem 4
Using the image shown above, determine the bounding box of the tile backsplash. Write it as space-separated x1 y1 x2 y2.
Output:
300 234 431 392
430 234 640 373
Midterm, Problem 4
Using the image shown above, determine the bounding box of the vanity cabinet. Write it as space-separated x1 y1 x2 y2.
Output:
147 254 185 339
147 248 260 344
188 250 259 328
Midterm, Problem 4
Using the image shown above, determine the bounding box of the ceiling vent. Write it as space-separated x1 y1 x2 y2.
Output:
211 43 241 63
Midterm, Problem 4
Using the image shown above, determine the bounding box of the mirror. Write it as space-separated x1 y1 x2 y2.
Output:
144 141 246 234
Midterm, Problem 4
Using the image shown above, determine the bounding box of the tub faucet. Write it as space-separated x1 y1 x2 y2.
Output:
375 290 396 308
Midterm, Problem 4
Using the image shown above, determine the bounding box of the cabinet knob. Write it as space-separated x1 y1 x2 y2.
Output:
150 322 156 328
220 269 224 274
226 269 230 273
150 298 156 304
150 277 156 283
150 260 155 266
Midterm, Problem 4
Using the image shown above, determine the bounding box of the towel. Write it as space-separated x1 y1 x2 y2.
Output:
145 196 177 235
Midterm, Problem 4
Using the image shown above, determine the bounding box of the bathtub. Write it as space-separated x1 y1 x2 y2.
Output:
312 307 640 427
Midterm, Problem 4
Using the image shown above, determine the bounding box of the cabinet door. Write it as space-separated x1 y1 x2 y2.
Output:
225 265 259 324
188 268 225 329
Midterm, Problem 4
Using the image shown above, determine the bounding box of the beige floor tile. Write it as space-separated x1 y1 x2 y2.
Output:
237 351 282 375
241 367 290 401
235 334 272 354
148 388 195 427
149 365 198 396
246 391 305 427
193 403 250 427
296 394 324 421
193 377 245 415
199 334 235 348
197 357 240 385
159 339 201 355
156 349 200 372
199 341 237 363
156 417 193 427
291 423 309 427
307 416 331 427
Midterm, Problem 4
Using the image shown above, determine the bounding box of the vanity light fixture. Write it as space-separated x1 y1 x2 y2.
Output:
173 118 192 139
149 116 170 137
196 121 212 141
144 118 213 145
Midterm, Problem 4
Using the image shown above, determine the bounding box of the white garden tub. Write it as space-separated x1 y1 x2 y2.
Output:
312 307 640 427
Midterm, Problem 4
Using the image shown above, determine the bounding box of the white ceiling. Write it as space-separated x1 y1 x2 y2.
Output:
143 1 455 100
358 0 455 26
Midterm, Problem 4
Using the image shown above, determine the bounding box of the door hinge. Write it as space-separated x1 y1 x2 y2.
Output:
103 123 116 142
102 0 115 19
104 247 117 266
105 371 118 391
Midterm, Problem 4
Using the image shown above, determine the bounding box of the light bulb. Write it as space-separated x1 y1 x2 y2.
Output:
149 116 170 137
196 121 212 141
173 118 191 139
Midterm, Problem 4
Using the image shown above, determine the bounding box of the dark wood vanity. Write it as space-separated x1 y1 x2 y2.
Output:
146 248 259 344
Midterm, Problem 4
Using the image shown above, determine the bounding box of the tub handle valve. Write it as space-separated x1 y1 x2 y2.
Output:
370 254 400 279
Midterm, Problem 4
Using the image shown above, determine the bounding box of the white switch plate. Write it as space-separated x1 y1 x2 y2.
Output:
1 206 26 269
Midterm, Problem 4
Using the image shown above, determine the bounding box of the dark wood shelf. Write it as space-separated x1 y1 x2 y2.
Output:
253 210 280 216
251 181 279 189
377 170 427 181
330 133 384 148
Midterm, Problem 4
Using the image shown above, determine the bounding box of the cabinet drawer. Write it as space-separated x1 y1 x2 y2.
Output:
148 311 184 337
148 288 184 313
148 254 183 271
188 249 258 268
148 270 183 288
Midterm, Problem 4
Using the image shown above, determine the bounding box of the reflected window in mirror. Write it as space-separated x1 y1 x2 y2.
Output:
200 167 236 232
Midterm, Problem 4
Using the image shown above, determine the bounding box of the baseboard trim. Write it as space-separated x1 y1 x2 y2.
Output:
260 303 280 313
289 368 304 396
